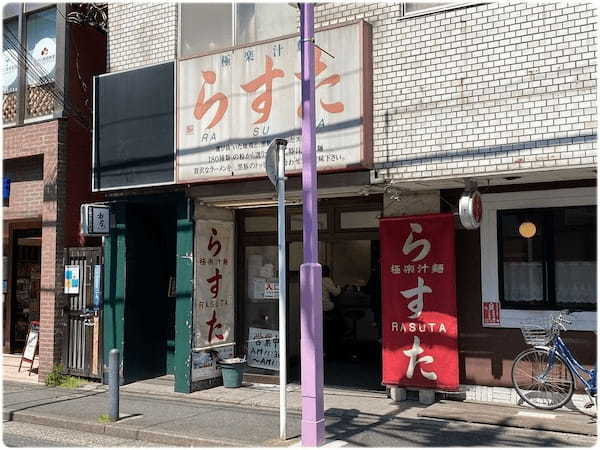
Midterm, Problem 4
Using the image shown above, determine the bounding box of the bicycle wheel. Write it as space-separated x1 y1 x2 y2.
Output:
512 348 574 410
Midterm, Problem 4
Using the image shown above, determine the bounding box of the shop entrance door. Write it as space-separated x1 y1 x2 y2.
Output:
123 201 177 383
63 247 103 379
288 239 383 390
10 229 42 354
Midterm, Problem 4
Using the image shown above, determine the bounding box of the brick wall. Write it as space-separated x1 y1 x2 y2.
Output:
315 2 597 182
3 155 44 221
107 2 177 72
3 119 68 379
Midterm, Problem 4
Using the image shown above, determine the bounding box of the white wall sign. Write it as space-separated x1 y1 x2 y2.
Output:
64 265 80 294
194 220 235 350
247 327 279 370
178 21 371 182
81 204 111 236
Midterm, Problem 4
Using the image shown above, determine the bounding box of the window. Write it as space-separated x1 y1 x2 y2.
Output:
480 187 597 331
3 5 59 125
179 2 297 58
235 3 296 45
498 206 596 310
25 7 56 87
3 19 19 94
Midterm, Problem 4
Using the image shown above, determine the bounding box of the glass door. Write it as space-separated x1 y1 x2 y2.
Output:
243 245 280 373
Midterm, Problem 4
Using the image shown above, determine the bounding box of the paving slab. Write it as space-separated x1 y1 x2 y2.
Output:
4 380 597 447
418 399 597 437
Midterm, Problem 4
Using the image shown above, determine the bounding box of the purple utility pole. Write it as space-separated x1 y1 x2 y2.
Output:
299 3 325 447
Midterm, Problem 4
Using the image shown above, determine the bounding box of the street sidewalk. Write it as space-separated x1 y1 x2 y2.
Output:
2 379 596 447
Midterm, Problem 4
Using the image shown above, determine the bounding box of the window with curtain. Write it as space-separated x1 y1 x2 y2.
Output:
498 206 596 310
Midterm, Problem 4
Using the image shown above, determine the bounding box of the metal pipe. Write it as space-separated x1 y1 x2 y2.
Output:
277 140 287 441
108 348 120 421
299 3 325 447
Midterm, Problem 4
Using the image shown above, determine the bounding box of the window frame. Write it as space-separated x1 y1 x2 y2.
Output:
176 2 298 60
2 3 66 128
497 206 596 311
400 2 485 20
480 187 597 331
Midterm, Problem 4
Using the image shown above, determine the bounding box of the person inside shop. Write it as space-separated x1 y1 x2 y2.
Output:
365 263 382 342
322 264 342 360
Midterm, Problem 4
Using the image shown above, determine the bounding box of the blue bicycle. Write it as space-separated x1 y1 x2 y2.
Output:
511 310 597 410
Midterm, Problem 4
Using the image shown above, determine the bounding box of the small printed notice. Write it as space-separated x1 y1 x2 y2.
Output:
483 302 501 326
263 280 279 299
64 265 80 294
247 327 279 371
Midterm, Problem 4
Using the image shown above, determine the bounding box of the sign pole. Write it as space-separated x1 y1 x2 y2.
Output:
299 3 325 447
277 141 287 441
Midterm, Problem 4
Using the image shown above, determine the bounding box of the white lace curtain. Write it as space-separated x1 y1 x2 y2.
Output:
504 261 596 304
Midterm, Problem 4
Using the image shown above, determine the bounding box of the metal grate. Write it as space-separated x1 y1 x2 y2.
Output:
26 85 55 118
3 92 17 122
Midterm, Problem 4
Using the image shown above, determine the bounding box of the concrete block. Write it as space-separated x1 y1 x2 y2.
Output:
390 387 407 402
419 390 436 405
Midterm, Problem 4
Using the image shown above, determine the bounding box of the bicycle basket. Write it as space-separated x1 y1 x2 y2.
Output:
520 324 553 346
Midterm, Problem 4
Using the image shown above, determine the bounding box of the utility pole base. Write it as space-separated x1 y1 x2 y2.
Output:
301 418 326 447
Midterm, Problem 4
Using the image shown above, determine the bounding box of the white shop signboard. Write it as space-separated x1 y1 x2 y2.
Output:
178 21 372 182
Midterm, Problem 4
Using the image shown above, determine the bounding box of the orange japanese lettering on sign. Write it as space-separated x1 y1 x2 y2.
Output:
194 71 228 129
296 47 344 117
240 56 284 124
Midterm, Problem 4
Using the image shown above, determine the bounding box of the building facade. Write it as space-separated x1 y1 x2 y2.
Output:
2 3 106 380
97 2 596 403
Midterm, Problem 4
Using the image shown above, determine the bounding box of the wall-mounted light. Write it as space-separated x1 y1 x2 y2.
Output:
519 221 537 239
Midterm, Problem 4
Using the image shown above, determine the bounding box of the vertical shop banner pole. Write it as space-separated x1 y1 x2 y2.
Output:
277 141 287 441
299 3 325 447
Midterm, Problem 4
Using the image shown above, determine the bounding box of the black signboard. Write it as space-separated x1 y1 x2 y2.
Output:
93 62 175 190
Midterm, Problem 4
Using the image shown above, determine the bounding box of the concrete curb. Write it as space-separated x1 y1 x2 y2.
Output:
5 410 254 447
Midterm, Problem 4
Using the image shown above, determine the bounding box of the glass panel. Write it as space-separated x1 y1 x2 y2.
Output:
3 18 19 93
289 212 327 232
3 18 18 123
500 211 545 303
340 210 381 229
26 7 56 86
235 3 297 45
288 240 328 272
25 7 56 119
244 245 279 372
405 3 450 14
244 215 277 232
180 3 233 57
553 206 596 305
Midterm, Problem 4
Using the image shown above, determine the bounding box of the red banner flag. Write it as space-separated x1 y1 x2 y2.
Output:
380 213 459 391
